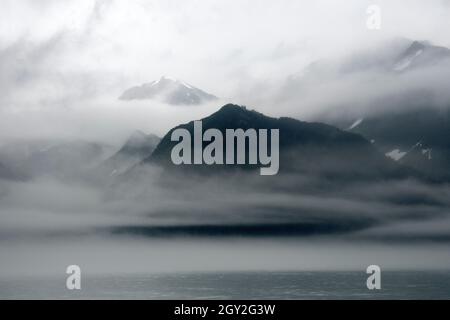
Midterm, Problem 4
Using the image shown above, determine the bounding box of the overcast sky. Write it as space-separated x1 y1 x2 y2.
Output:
1 0 450 142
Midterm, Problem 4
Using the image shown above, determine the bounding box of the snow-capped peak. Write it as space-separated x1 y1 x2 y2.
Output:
152 76 193 89
119 76 218 105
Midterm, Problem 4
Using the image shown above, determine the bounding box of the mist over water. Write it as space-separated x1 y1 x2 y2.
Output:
1 0 450 299
1 167 450 281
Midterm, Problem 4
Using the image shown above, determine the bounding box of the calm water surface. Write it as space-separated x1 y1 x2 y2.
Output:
1 271 450 299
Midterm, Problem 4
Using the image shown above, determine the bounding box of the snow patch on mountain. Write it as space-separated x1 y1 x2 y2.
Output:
347 118 363 130
385 149 407 161
393 49 423 71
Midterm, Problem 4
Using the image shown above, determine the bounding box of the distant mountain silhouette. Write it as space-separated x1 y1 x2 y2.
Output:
119 76 218 105
100 131 160 177
0 139 113 180
0 160 27 181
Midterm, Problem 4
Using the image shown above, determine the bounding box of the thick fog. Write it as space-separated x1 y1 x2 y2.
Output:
1 0 450 278
2 165 450 276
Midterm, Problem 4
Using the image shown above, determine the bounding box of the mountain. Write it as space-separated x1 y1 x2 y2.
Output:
119 76 218 105
0 160 27 181
310 39 450 181
345 107 450 180
143 104 409 180
392 41 450 72
278 39 450 114
290 40 450 85
0 139 113 180
100 131 160 177
113 131 160 158
337 39 450 74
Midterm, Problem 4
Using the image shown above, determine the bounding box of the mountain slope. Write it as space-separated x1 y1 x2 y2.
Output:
279 39 450 117
144 104 408 180
101 131 160 176
346 107 450 180
119 76 218 105
0 160 27 181
392 41 450 72
0 139 113 180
